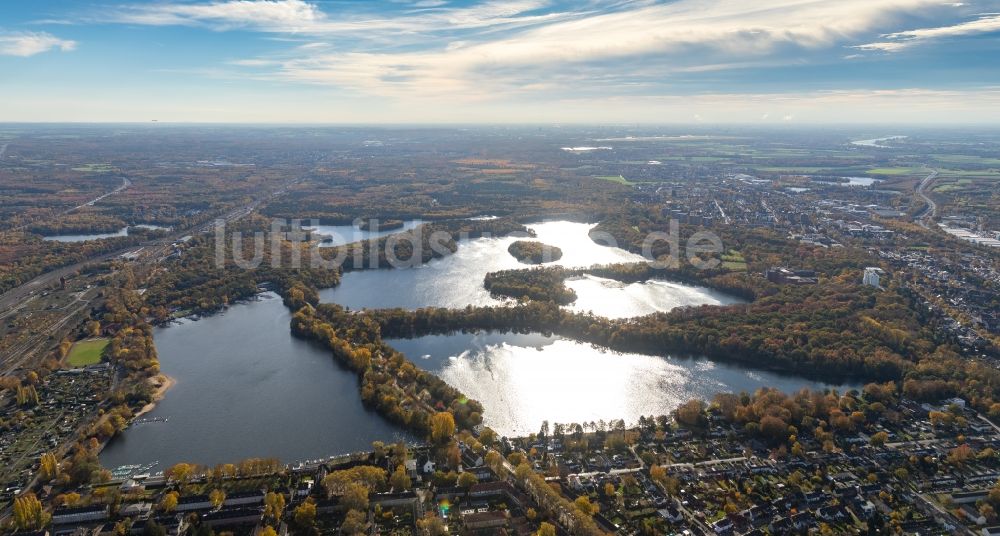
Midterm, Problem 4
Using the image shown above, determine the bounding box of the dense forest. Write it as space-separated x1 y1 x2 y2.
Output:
291 303 483 436
484 267 578 304
507 240 563 264
484 262 757 305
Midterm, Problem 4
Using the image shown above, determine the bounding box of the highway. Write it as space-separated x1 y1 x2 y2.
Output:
69 176 131 212
915 168 939 228
10 175 132 234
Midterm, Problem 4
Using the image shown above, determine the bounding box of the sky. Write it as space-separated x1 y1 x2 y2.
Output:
1 0 1000 123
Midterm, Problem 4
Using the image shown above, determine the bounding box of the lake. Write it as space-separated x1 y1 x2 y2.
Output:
100 220 828 467
386 332 859 437
814 176 883 187
43 224 171 243
851 136 907 148
100 293 412 472
303 219 423 248
43 228 128 242
320 221 742 318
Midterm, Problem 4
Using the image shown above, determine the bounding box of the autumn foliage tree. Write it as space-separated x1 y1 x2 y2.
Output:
430 411 456 443
264 491 286 521
13 493 50 531
39 452 60 481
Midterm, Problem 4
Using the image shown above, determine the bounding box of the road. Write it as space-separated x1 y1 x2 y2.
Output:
714 199 731 225
68 176 131 212
914 492 972 535
9 176 131 233
915 168 939 228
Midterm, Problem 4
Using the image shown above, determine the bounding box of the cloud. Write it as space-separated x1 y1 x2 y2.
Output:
254 0 948 98
0 31 76 57
856 13 1000 52
109 0 561 34
88 0 1000 106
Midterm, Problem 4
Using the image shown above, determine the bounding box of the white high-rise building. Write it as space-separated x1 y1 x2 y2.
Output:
863 267 883 288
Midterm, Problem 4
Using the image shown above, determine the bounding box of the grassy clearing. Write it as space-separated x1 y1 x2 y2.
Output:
594 175 635 186
932 155 1000 166
755 166 831 173
721 251 748 271
865 167 925 176
661 156 728 162
66 338 109 367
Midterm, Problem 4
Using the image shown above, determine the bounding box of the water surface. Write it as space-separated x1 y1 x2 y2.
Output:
387 332 858 437
100 293 411 471
303 219 422 248
321 221 741 318
43 224 171 242
43 228 129 242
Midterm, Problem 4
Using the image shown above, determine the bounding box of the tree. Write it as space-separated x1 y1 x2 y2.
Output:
322 466 387 497
574 495 596 516
264 491 286 521
515 462 533 483
416 513 448 536
479 427 497 447
39 452 60 481
142 520 167 536
675 399 706 427
159 491 179 512
981 503 997 523
165 462 195 483
458 471 479 488
13 493 49 531
870 431 889 447
537 522 557 536
759 415 789 444
485 450 503 473
341 483 370 512
649 465 666 484
260 526 278 536
948 444 975 465
293 498 317 529
209 488 226 509
390 464 412 491
341 509 367 535
430 412 456 443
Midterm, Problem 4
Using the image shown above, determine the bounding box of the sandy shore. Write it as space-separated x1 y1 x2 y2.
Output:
133 374 175 419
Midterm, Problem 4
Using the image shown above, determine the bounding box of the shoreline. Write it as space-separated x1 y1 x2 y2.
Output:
134 373 175 419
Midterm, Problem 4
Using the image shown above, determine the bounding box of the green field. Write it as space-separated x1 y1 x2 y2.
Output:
594 175 635 186
937 168 1000 178
755 166 831 173
66 338 109 367
931 155 1000 166
865 167 925 176
721 251 748 271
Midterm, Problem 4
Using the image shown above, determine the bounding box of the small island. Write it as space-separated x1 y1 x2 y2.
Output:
359 218 405 231
507 240 563 264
